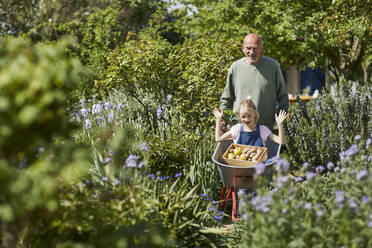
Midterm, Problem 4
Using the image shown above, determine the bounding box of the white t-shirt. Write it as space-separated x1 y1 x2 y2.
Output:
230 123 272 146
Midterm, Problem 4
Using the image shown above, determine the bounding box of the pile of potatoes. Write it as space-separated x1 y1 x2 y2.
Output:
226 146 263 162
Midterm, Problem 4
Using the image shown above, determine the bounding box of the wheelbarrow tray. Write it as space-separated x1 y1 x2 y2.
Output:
212 139 279 190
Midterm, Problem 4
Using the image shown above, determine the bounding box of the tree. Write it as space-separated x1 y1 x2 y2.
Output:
166 0 372 83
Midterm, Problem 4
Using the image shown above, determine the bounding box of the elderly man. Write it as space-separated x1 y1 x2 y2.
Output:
219 33 289 130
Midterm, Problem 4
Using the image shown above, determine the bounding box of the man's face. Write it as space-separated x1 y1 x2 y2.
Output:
242 36 263 64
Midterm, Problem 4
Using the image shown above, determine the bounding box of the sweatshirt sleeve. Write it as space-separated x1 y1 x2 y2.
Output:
275 64 289 111
219 66 235 110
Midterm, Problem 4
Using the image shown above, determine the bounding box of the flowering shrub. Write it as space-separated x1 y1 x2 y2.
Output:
285 78 371 170
235 136 372 247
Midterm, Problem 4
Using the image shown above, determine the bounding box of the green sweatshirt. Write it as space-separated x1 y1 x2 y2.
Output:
220 56 288 130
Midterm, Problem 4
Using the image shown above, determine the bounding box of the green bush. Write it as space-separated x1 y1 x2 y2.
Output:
0 37 81 163
235 138 372 248
284 78 371 170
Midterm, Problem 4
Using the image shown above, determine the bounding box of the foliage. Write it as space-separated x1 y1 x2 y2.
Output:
0 36 81 163
168 0 372 82
235 138 372 247
104 35 241 133
284 78 371 171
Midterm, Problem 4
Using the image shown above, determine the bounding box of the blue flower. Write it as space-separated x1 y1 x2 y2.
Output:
315 165 325 173
84 119 92 129
156 108 163 118
275 159 290 172
361 196 370 204
174 172 182 178
104 101 112 111
347 197 358 210
103 157 112 165
354 134 361 141
295 176 304 183
326 162 335 170
209 207 216 211
304 202 312 210
356 169 368 180
140 142 150 152
366 138 371 147
125 154 139 168
107 111 114 122
117 103 124 111
335 190 345 203
92 103 103 114
255 162 266 175
201 193 207 198
276 175 289 188
306 171 316 180
166 94 172 102
302 162 310 168
340 144 359 160
214 215 223 221
80 108 88 117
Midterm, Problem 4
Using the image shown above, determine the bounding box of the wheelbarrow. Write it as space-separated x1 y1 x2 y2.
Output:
211 138 281 220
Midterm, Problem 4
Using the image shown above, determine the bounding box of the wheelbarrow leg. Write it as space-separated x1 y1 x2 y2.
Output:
221 188 232 209
231 187 241 221
220 185 226 208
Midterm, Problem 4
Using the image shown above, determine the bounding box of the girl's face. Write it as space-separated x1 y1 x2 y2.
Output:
239 107 257 129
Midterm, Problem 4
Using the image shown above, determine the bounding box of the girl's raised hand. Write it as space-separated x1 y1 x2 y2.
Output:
275 109 289 126
213 108 223 120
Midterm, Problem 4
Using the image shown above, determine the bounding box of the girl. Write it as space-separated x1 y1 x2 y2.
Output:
213 97 288 147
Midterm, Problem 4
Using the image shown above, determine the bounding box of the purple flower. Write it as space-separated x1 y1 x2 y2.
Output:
104 101 112 110
166 94 172 102
80 108 88 117
327 162 335 170
251 195 272 213
302 162 310 168
92 103 103 114
117 103 124 111
315 165 325 173
368 220 372 228
340 144 359 160
102 176 108 182
354 134 361 141
84 119 92 129
107 111 114 122
140 142 149 152
347 198 358 209
356 169 368 180
306 171 316 180
295 176 304 183
304 203 312 210
174 172 182 178
255 162 266 175
138 161 147 168
335 190 345 203
103 157 112 165
276 175 289 188
214 215 223 220
275 159 290 172
156 108 163 118
366 138 371 147
361 195 370 204
209 207 216 211
201 193 207 198
217 210 224 215
125 154 139 168
316 210 325 217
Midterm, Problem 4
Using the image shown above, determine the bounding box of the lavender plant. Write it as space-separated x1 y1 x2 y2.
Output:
285 78 371 170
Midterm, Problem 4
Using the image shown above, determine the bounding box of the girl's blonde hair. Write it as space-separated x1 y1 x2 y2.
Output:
237 97 259 124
